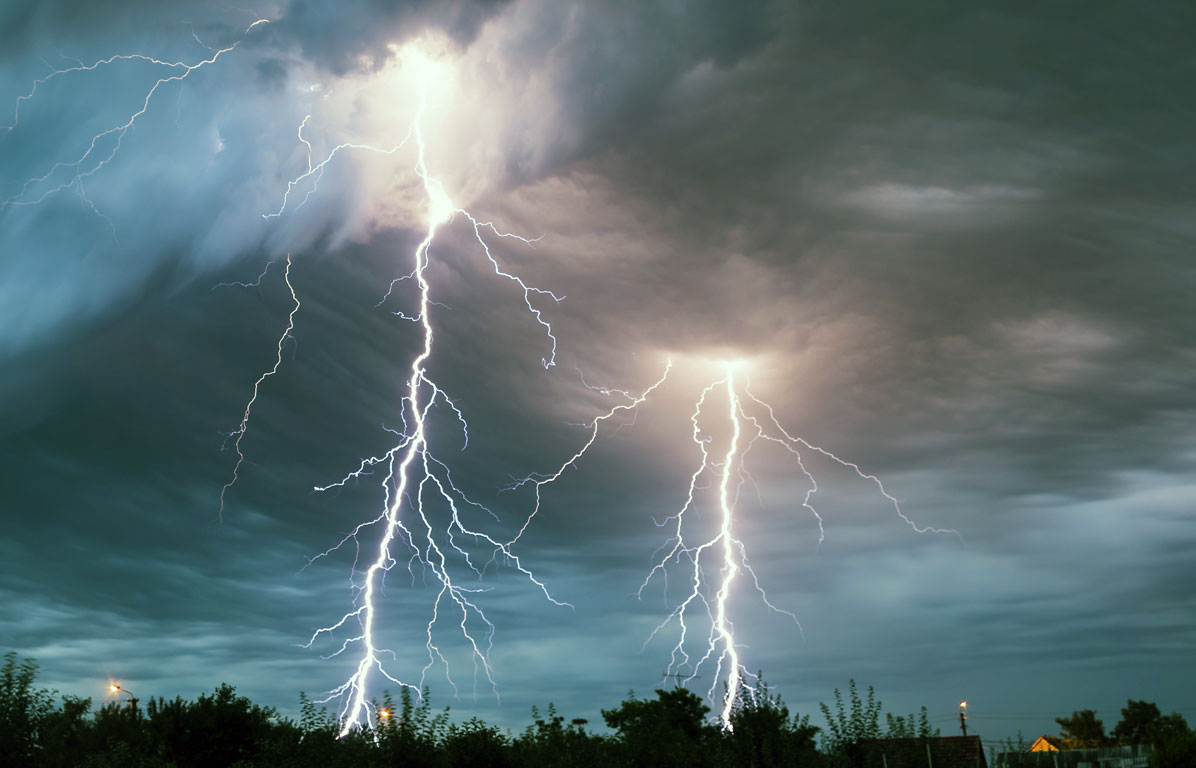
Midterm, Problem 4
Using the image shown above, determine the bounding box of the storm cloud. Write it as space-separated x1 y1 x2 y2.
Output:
2 0 1194 742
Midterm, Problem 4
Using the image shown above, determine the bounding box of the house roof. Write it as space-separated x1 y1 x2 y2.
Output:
1030 735 1061 751
858 735 988 768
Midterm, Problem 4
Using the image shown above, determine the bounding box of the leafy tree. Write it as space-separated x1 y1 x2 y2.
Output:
884 706 938 740
1151 714 1196 768
267 690 367 768
602 687 716 768
819 679 882 764
33 694 93 768
375 686 449 766
162 683 278 766
75 737 173 768
87 702 153 767
1158 712 1192 740
0 654 1008 767
513 703 609 768
443 716 511 768
0 651 57 762
1055 708 1107 748
1112 699 1163 745
298 690 338 734
725 676 820 768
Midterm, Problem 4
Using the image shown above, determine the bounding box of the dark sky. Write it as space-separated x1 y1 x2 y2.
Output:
2 0 1194 745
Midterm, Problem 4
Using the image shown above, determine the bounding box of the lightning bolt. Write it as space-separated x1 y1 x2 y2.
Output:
262 48 569 735
6 23 571 731
1 15 288 523
219 254 300 523
504 362 674 548
1 18 268 216
640 363 960 731
5 17 966 738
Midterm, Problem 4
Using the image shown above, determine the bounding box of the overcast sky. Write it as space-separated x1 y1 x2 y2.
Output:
2 0 1194 746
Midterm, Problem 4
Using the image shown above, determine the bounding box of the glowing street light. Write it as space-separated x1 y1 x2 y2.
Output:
109 683 139 714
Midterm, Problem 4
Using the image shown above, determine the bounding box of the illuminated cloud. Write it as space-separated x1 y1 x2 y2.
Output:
2 0 1193 741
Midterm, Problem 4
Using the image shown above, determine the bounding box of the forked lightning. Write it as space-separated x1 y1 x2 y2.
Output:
639 362 959 730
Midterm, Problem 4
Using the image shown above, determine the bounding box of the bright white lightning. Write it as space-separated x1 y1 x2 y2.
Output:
712 367 742 729
4 18 967 738
267 48 568 735
640 363 960 731
6 54 190 133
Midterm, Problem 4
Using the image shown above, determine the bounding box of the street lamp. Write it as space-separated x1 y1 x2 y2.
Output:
109 683 139 715
958 700 968 736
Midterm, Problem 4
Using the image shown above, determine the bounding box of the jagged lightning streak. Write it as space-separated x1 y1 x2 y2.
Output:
504 362 673 548
2 15 286 521
219 254 300 523
1 18 268 215
4 19 556 730
640 362 960 731
268 48 569 735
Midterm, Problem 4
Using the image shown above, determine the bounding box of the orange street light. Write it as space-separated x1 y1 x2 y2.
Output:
109 683 139 714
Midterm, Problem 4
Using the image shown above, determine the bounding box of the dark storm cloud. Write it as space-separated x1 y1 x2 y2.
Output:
0 0 785 362
502 0 1196 489
477 0 779 181
2 0 1194 741
273 0 511 74
454 0 1196 729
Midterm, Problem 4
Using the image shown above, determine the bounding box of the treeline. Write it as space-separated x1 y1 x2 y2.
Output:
993 700 1196 767
3 652 1194 767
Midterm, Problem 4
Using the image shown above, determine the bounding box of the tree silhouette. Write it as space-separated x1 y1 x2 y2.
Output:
0 653 57 763
602 687 715 768
727 676 820 768
1055 708 1106 748
1112 699 1163 745
819 678 883 765
0 652 1014 768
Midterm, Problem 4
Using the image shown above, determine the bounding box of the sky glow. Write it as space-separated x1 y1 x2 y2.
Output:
1 0 1193 742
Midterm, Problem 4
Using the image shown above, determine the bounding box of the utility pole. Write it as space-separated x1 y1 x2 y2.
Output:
958 700 968 736
660 672 699 687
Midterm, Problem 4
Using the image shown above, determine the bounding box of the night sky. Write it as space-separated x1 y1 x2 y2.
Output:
3 0 1194 745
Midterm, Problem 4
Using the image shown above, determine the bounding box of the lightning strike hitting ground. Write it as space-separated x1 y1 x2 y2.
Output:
4 16 967 739
259 48 570 735
639 363 960 731
6 22 571 732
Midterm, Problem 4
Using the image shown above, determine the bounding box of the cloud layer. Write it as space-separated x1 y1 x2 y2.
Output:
2 0 1194 741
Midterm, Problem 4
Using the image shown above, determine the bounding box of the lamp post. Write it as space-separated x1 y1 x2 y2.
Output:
958 700 967 736
109 683 139 715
